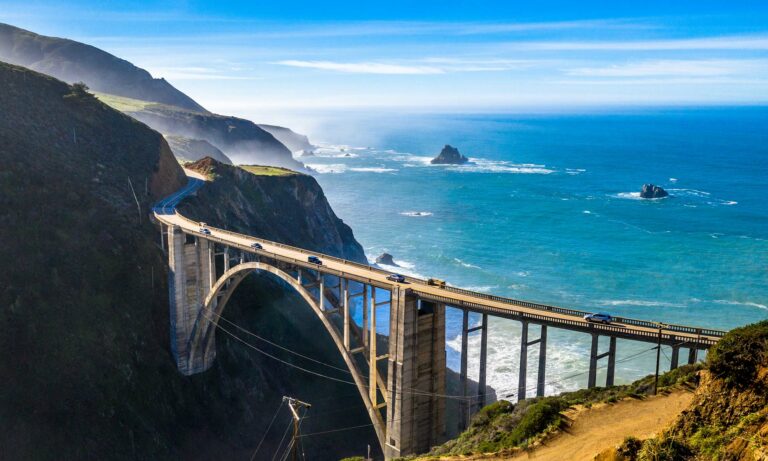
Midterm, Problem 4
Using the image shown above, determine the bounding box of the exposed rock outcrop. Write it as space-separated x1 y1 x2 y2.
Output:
258 124 314 153
180 157 366 262
639 183 669 198
431 144 469 165
376 252 399 266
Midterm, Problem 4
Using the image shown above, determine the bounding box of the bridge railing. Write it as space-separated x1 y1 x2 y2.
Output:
161 212 726 340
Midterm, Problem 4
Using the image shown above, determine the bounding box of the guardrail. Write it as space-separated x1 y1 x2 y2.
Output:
157 211 727 342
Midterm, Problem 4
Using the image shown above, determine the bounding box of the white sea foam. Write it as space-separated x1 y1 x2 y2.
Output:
306 163 347 174
583 210 592 214
599 299 686 308
463 285 497 293
453 258 482 269
349 167 397 173
667 188 710 197
454 158 555 174
400 211 433 217
670 178 678 182
614 192 642 200
566 168 587 175
714 299 768 310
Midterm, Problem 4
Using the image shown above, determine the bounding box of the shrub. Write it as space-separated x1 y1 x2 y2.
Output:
617 436 642 460
707 320 768 388
638 436 692 461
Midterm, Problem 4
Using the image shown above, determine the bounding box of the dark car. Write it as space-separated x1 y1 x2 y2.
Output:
584 312 613 324
387 274 406 283
250 242 263 250
199 227 211 235
308 256 322 265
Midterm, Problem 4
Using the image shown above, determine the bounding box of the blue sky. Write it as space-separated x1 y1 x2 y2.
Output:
2 0 768 119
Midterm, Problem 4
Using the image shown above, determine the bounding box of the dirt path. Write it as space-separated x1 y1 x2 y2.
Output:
507 390 693 461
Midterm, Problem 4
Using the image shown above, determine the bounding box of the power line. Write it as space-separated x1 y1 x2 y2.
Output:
250 400 285 461
270 420 294 461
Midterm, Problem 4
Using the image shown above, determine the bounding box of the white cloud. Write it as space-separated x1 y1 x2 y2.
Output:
276 60 444 74
566 59 768 77
276 58 540 74
509 35 768 51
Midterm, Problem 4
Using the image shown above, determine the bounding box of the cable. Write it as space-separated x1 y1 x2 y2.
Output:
250 400 285 461
297 423 375 438
270 420 294 461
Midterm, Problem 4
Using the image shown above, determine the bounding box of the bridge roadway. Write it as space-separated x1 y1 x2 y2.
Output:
154 210 723 348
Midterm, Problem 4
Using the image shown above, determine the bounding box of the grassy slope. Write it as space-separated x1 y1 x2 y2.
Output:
240 164 301 176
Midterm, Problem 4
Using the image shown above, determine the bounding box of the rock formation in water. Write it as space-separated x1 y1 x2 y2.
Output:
640 183 669 198
376 252 399 266
431 144 469 165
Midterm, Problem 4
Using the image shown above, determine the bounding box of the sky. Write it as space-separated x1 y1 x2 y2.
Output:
2 0 768 119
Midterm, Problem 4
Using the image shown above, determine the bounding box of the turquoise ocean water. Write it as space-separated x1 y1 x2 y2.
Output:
298 108 767 397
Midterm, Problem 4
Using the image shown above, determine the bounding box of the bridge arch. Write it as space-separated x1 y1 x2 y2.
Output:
185 261 387 448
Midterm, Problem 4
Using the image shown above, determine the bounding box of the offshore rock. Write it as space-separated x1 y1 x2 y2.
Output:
640 184 669 198
431 144 469 165
376 252 399 266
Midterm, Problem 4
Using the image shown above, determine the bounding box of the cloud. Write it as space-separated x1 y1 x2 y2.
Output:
508 35 768 51
276 58 539 74
276 60 444 74
566 59 768 77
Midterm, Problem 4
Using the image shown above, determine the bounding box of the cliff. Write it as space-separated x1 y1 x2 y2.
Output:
258 124 315 153
179 157 366 262
165 135 233 165
0 63 379 460
0 23 207 113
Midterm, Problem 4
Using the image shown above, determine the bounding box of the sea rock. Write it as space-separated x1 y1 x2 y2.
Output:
375 252 399 266
431 144 469 165
640 184 669 198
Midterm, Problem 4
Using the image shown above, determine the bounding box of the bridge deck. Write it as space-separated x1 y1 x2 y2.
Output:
155 211 725 348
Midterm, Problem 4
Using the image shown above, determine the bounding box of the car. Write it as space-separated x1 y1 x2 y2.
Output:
584 312 613 324
250 242 263 250
199 227 211 235
387 274 406 283
307 256 322 265
428 278 446 288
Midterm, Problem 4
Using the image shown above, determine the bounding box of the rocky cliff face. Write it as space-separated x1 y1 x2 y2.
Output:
0 23 207 113
179 157 366 261
258 124 314 153
431 144 469 165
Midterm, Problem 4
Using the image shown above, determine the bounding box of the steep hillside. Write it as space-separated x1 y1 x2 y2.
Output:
0 23 207 112
259 124 315 153
179 157 366 261
165 135 233 165
0 63 380 460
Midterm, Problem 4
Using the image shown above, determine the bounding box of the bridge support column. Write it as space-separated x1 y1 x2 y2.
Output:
537 325 547 397
223 246 230 273
459 309 469 430
370 288 378 406
477 313 488 410
606 336 616 387
670 344 680 370
343 278 350 350
518 321 529 401
688 347 698 364
167 227 216 375
588 333 599 389
385 290 445 459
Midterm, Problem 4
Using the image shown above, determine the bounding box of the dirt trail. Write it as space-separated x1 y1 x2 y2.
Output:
430 389 693 461
511 390 693 461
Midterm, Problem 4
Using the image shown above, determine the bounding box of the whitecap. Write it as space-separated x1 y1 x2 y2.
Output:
613 192 642 200
566 168 586 175
306 164 347 174
349 167 398 173
714 299 768 311
669 178 678 182
667 188 710 197
400 211 433 217
453 258 482 270
462 285 497 293
599 299 686 308
583 210 592 215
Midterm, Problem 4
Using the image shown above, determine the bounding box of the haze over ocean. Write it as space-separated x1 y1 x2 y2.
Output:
299 107 768 397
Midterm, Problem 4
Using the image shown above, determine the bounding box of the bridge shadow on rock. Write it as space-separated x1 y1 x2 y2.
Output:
181 273 380 460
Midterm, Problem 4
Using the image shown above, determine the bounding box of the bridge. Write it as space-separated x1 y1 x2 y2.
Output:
153 175 725 459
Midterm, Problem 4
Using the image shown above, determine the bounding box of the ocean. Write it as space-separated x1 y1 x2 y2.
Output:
296 107 768 398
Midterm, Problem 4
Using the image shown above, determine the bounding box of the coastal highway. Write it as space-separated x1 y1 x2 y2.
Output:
154 176 725 348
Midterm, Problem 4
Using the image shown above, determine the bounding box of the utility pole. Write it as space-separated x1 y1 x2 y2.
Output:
283 396 311 461
654 323 664 395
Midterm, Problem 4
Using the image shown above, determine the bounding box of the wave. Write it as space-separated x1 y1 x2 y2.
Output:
306 163 347 174
667 188 710 197
669 177 678 182
349 167 397 173
598 299 686 308
614 192 642 200
462 285 497 293
453 258 482 270
566 168 587 175
400 211 433 217
713 299 768 311
454 159 555 174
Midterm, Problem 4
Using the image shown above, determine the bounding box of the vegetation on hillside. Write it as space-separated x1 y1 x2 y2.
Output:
406 364 701 459
240 164 301 176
